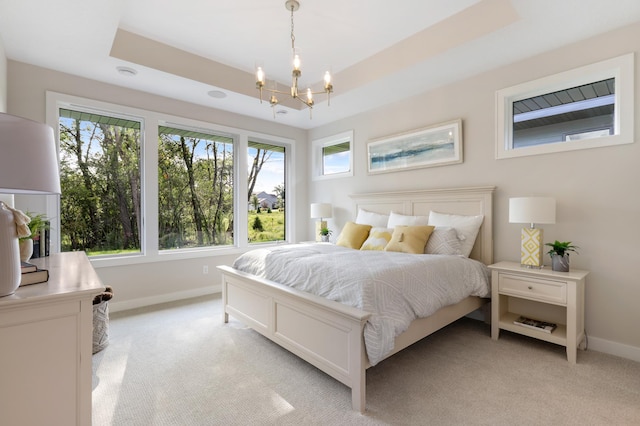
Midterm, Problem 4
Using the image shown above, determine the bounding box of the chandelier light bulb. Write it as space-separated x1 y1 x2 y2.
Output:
293 55 301 72
324 71 333 91
256 67 265 85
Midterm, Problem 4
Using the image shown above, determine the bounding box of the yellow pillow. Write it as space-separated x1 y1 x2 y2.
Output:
384 225 435 254
336 222 372 249
360 227 393 251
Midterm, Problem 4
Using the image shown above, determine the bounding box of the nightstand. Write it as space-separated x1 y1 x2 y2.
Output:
489 261 588 364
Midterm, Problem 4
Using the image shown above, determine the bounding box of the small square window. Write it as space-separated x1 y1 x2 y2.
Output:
312 130 354 180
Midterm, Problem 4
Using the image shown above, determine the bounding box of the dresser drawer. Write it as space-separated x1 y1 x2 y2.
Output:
498 273 567 304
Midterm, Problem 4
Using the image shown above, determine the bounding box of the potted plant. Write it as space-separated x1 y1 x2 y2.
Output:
319 226 332 242
545 240 579 272
19 212 49 262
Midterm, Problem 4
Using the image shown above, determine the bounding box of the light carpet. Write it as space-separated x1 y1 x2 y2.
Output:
92 294 640 425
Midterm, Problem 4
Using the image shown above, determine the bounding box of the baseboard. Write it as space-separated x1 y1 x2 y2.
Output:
587 334 640 363
109 285 221 313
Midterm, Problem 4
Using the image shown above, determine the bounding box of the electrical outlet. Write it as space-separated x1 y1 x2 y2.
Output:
203 265 209 274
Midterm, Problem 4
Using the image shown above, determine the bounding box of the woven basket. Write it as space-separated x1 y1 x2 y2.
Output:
92 301 110 354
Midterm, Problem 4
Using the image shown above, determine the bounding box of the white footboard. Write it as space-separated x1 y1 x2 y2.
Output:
218 265 371 412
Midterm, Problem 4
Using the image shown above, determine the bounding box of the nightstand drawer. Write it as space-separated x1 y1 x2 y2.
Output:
498 273 567 304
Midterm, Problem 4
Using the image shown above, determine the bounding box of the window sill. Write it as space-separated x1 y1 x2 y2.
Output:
84 241 290 268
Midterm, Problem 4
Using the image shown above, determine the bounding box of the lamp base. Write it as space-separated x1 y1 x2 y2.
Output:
0 201 21 297
520 263 543 270
520 227 544 269
315 220 327 242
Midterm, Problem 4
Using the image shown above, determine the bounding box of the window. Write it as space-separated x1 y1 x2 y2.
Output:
512 78 614 148
248 141 286 243
496 53 634 159
58 108 142 256
312 130 353 180
47 91 296 265
158 125 234 250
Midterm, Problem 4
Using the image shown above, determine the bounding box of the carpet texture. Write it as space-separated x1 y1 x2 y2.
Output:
92 295 640 425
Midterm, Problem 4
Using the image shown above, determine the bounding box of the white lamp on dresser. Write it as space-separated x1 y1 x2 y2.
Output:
509 196 556 268
0 112 61 296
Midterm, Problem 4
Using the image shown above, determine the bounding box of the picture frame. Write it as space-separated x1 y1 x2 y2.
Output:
367 119 463 174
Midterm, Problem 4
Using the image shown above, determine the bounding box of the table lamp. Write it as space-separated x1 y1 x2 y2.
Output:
509 197 556 268
0 112 61 297
310 203 332 242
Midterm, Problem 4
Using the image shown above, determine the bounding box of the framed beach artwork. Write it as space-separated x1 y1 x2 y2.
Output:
367 119 463 174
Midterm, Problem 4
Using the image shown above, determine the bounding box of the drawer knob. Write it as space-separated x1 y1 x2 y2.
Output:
528 286 533 290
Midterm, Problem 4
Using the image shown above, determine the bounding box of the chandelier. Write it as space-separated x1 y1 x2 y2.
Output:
255 0 333 117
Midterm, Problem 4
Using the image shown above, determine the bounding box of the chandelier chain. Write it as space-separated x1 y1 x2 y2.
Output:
290 4 296 52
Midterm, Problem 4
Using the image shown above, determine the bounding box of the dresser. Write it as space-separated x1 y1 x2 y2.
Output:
0 252 104 425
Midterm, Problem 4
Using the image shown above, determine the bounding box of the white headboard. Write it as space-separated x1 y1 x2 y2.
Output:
350 186 495 265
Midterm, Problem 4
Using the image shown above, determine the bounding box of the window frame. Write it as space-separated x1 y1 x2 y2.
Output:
495 53 634 159
311 130 354 180
46 91 295 267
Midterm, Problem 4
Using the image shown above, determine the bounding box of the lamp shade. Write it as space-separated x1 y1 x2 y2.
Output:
509 197 556 224
0 112 61 194
310 203 332 219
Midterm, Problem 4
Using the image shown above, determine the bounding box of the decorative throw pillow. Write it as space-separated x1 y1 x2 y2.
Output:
387 211 429 228
360 227 393 251
336 222 372 249
384 225 435 254
425 227 463 255
355 208 389 228
428 211 484 257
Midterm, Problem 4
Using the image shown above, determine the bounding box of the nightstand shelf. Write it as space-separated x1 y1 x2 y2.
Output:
489 261 588 363
497 311 567 346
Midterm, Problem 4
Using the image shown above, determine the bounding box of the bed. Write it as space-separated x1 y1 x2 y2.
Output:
218 186 495 412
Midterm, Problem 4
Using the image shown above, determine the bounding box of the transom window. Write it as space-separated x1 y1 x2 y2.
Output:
496 53 634 159
512 78 614 148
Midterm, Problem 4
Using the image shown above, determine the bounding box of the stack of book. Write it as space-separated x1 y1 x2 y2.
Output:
20 261 49 287
513 315 557 333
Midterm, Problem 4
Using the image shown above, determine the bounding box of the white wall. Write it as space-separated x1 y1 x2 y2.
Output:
7 62 308 311
308 22 640 361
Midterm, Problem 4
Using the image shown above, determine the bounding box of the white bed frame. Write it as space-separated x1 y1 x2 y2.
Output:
218 186 495 412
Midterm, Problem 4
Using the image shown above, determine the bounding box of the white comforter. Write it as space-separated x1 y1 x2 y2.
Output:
232 243 490 365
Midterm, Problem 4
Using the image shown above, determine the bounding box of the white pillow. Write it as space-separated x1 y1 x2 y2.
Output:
425 227 462 255
355 208 389 228
428 211 484 257
387 211 429 228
